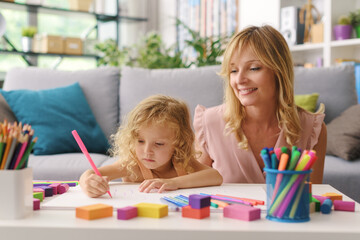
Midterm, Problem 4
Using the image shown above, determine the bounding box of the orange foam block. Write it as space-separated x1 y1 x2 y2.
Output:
76 204 113 220
223 204 261 221
322 192 342 202
182 205 210 219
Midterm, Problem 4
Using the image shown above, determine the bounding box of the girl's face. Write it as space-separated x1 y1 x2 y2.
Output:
229 47 277 107
135 123 176 171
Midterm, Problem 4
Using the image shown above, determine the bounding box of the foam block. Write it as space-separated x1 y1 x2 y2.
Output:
311 196 321 211
182 205 210 219
33 198 40 210
313 195 330 204
58 183 69 194
309 201 316 213
189 194 211 209
333 200 355 212
322 192 342 202
134 203 168 218
37 186 53 197
33 192 43 202
76 203 113 220
320 198 333 214
49 183 61 195
33 188 45 198
117 206 138 220
223 204 261 221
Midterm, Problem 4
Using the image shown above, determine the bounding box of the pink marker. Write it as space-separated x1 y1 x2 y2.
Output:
72 130 112 198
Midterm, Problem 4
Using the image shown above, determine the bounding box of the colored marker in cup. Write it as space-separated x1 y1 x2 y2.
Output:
72 130 112 198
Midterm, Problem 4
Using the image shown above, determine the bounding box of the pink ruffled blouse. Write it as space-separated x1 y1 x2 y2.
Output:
193 104 325 183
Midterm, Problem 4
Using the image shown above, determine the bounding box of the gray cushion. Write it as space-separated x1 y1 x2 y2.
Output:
119 66 224 122
3 67 120 139
294 65 357 123
326 104 360 160
323 155 360 203
28 153 109 180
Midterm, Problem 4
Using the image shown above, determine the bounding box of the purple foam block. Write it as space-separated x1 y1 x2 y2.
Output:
37 186 54 197
189 195 211 209
334 200 355 212
117 206 138 220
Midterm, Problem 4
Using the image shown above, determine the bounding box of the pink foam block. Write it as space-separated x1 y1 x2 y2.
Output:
58 183 69 194
117 206 138 220
33 188 45 198
333 200 355 212
49 183 61 195
312 195 330 204
223 204 261 221
33 198 40 210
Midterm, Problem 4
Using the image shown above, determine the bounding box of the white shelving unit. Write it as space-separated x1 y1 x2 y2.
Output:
281 0 360 67
238 0 360 67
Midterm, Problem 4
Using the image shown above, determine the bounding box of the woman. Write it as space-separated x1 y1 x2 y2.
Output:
194 25 326 184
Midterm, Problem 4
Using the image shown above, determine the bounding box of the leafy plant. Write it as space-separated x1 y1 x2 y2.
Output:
349 9 360 27
21 26 37 38
94 39 128 67
338 16 351 25
131 32 187 69
176 18 231 67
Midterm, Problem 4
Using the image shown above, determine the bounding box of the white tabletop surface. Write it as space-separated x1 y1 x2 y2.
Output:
1 184 359 240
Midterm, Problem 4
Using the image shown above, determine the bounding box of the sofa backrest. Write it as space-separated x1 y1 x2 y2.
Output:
119 66 224 123
294 65 357 124
3 67 120 139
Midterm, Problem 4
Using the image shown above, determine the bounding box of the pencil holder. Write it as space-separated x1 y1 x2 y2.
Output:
264 168 311 222
0 168 33 219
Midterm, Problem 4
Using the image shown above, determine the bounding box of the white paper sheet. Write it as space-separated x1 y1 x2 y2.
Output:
42 183 267 212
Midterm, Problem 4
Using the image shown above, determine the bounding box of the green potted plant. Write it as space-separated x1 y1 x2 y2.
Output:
349 9 360 38
333 16 352 40
21 26 37 52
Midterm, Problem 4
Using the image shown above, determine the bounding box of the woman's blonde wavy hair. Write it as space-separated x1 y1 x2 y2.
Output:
219 25 302 149
109 94 196 181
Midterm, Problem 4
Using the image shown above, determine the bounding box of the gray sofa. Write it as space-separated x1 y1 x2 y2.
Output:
1 65 359 202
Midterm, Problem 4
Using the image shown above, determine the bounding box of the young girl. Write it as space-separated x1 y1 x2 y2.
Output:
79 94 223 197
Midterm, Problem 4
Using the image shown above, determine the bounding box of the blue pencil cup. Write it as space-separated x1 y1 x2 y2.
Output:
264 168 312 223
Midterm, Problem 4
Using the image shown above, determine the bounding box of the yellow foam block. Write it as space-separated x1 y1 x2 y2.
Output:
76 203 113 220
322 192 342 202
134 203 168 218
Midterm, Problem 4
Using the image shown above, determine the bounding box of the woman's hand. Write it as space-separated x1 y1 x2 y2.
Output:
138 178 178 193
79 170 110 198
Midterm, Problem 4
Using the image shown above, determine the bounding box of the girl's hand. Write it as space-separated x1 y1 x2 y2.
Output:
80 172 110 198
138 178 178 193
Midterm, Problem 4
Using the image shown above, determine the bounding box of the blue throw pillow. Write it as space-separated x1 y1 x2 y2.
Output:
0 83 109 155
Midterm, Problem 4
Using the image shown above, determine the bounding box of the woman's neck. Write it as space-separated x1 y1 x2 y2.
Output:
244 104 278 130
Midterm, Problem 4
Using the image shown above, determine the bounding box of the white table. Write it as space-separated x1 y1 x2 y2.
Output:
1 184 359 240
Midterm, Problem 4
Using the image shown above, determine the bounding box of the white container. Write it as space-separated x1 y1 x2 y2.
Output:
0 168 33 219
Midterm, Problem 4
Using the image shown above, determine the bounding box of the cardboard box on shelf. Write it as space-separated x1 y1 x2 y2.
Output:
64 37 82 55
311 23 324 43
69 0 93 12
33 34 64 54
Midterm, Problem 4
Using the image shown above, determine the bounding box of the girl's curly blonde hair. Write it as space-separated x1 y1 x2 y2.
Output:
219 25 302 149
109 94 196 181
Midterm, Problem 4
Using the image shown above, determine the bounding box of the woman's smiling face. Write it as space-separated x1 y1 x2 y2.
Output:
229 46 277 107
